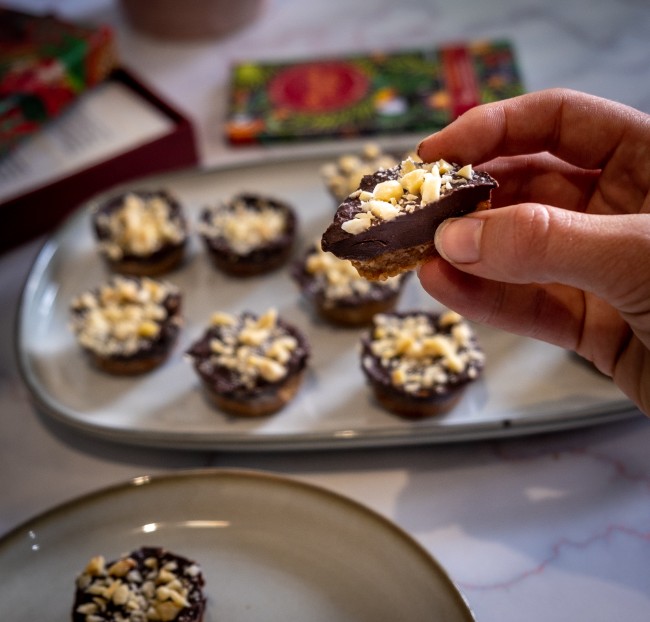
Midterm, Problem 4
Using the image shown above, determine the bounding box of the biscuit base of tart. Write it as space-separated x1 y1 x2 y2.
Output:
348 199 491 281
369 381 466 419
85 349 175 375
103 242 187 277
200 369 306 417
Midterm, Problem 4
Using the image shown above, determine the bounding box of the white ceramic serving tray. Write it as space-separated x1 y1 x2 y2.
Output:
0 469 476 621
16 155 640 450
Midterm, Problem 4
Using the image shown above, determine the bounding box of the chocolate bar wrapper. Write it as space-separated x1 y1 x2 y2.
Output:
225 39 524 145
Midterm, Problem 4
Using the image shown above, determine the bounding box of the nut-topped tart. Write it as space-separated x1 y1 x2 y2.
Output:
321 158 497 280
72 547 206 622
93 190 188 276
186 308 310 417
320 142 401 203
197 193 297 277
292 240 410 327
69 275 182 375
360 310 484 418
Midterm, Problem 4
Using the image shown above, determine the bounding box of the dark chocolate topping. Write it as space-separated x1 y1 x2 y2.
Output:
187 311 310 399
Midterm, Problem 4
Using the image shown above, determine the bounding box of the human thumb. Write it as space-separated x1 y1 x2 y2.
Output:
433 204 650 310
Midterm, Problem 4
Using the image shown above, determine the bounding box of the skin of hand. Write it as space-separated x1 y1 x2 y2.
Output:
416 88 650 415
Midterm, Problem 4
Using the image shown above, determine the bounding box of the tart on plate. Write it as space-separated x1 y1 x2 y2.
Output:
186 308 310 417
197 193 297 276
360 310 485 418
69 275 182 375
93 190 188 276
292 240 409 327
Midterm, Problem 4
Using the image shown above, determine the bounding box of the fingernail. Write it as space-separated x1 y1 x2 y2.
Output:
435 217 483 264
416 133 437 159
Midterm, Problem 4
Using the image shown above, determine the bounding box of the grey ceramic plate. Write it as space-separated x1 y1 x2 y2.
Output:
0 469 474 621
16 155 639 450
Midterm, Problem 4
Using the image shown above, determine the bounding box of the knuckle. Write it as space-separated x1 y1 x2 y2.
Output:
509 203 556 280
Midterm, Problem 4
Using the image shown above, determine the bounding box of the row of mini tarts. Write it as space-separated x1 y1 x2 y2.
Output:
92 190 297 278
69 276 483 419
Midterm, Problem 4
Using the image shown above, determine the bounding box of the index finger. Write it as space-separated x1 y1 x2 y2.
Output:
417 88 647 171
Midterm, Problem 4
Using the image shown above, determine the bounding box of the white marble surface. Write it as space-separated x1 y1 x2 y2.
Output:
2 0 650 620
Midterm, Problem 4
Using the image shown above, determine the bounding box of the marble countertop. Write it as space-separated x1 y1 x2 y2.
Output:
2 0 650 620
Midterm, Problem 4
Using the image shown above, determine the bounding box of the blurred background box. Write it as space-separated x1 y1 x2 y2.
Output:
0 7 117 156
0 67 198 253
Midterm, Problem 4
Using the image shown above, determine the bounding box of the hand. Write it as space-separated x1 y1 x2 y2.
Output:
416 88 650 415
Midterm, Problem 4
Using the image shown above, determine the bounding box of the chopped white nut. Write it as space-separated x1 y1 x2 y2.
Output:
400 168 427 194
342 218 372 234
372 180 404 202
420 168 442 204
210 311 236 326
368 199 401 221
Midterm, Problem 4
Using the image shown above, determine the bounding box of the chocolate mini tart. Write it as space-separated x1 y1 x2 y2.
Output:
321 158 498 280
292 241 410 327
72 547 206 622
186 308 310 417
197 193 297 277
93 190 188 276
320 142 401 203
69 276 182 375
360 310 484 419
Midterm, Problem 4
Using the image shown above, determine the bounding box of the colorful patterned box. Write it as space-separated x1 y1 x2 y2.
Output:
225 40 524 145
0 8 117 156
